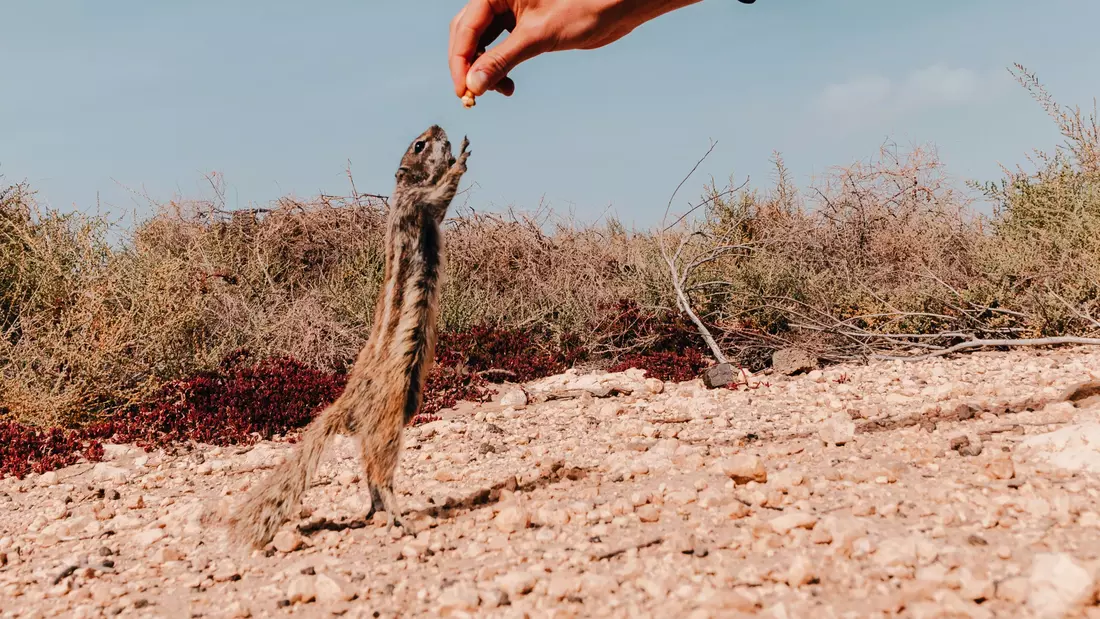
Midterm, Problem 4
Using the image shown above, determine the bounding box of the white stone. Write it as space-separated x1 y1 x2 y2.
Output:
133 528 166 548
720 455 767 484
499 388 528 408
314 573 354 603
769 512 818 535
494 503 531 533
1018 423 1100 474
818 412 855 446
1027 552 1096 618
496 571 537 597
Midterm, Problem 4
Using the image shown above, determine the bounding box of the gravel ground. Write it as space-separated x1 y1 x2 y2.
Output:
3 347 1100 618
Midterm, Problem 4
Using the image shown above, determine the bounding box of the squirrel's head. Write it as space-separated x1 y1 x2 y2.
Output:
396 125 456 188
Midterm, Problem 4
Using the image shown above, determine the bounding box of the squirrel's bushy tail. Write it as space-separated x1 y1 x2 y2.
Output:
227 403 346 549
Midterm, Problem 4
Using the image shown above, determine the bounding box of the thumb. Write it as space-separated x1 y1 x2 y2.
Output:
466 27 544 96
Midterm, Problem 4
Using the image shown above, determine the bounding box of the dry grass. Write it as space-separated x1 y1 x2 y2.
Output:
2 64 1098 428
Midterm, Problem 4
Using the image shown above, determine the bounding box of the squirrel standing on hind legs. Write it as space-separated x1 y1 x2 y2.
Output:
227 126 470 549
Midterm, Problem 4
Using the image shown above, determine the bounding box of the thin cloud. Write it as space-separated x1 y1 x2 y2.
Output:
813 64 1010 127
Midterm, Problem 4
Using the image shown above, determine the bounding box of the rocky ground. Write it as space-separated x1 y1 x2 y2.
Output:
3 347 1100 618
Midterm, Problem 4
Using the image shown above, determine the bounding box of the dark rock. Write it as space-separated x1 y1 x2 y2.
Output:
702 363 736 389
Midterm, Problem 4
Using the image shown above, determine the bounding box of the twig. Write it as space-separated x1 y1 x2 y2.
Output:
662 141 717 226
1047 286 1100 330
594 536 664 561
872 336 1100 362
657 141 741 365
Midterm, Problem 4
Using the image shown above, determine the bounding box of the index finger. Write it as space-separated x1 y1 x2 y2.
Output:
448 0 500 97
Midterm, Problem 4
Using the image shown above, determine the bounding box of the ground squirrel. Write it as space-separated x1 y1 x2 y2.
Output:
227 125 470 549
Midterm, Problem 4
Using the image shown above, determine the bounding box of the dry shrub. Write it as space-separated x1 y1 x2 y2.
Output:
439 205 663 334
973 64 1100 336
1 63 1098 433
654 65 1099 361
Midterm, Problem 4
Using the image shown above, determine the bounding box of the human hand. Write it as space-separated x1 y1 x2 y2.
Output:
447 0 705 100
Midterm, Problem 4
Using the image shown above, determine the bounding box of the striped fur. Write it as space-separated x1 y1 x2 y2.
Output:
227 126 470 549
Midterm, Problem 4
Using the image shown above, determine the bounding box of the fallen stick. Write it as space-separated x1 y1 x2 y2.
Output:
594 536 664 561
872 336 1100 362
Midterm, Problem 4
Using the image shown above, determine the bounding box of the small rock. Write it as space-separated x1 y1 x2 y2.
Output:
437 582 480 612
38 472 59 487
786 555 817 587
720 455 767 484
950 435 983 457
92 463 128 484
644 378 665 395
153 547 184 563
873 536 919 569
1018 423 1100 474
224 601 251 618
499 388 528 408
212 565 241 583
637 505 661 523
951 567 994 602
809 523 832 544
818 412 855 446
479 589 509 609
723 502 750 520
494 503 531 533
996 576 1030 604
314 573 355 603
960 442 983 457
769 512 818 535
985 458 1015 480
287 576 317 604
133 528 165 548
547 576 582 601
496 571 537 597
772 348 818 376
273 530 304 553
703 363 736 389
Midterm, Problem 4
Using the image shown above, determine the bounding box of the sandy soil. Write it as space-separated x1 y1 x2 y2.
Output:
3 347 1100 618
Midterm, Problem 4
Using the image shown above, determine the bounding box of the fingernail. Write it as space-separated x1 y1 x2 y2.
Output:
467 71 490 95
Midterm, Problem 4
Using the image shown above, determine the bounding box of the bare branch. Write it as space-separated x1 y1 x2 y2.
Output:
872 337 1100 362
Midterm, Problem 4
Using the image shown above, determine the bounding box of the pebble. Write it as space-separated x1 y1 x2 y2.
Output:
437 582 481 612
786 555 816 587
314 573 355 603
818 412 855 446
769 512 818 535
500 388 528 408
720 455 768 484
133 528 165 548
92 463 129 484
996 576 1030 604
496 571 537 597
273 531 303 553
636 505 661 523
287 576 316 604
984 458 1015 480
494 503 531 533
4 350 1100 618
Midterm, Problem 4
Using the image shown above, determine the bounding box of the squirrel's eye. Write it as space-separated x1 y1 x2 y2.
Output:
414 141 426 154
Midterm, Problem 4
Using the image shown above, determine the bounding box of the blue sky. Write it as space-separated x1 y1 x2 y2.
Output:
2 1 1098 229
